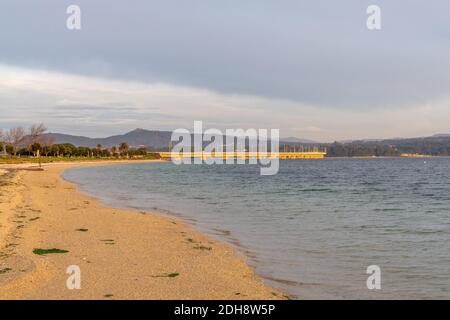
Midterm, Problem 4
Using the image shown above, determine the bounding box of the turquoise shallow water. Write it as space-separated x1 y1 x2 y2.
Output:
64 158 450 299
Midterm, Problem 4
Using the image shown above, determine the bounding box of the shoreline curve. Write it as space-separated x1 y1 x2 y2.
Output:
0 160 284 300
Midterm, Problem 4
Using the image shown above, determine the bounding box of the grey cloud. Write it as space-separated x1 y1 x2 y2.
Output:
1 0 450 109
55 104 141 112
45 105 180 122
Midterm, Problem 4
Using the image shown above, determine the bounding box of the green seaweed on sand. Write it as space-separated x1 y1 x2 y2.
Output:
193 245 212 251
167 272 180 278
152 272 180 278
100 239 115 245
0 267 12 274
33 248 69 255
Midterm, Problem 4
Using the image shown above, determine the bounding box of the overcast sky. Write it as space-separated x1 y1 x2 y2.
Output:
1 0 450 141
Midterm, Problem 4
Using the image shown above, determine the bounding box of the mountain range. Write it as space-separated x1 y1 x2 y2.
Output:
41 129 450 153
41 129 319 150
43 129 172 150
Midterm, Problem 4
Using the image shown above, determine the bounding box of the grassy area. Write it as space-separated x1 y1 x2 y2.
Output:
0 155 160 165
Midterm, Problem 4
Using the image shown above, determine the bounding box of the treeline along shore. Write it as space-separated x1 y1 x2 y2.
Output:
325 137 450 157
2 123 450 161
0 124 160 163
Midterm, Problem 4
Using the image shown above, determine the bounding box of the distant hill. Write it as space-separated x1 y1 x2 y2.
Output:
44 129 172 150
37 129 450 156
432 133 450 138
327 135 450 157
42 129 318 150
280 137 318 144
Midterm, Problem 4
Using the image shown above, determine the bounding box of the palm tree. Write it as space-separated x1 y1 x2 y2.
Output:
119 142 129 158
111 146 117 157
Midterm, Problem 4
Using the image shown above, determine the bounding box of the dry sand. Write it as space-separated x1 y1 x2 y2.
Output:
0 160 283 300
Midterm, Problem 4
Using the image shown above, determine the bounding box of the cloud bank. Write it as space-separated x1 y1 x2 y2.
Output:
2 65 450 141
1 1 450 140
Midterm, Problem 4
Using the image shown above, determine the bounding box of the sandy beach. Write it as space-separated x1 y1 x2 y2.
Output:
0 161 282 300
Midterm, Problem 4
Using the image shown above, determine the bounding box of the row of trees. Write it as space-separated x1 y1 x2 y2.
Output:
326 139 450 157
14 142 148 158
0 124 151 158
326 142 401 157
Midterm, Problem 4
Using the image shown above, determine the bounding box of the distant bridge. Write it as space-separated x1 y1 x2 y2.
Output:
158 151 326 160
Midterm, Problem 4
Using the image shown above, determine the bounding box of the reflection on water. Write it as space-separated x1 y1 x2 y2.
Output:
64 158 450 299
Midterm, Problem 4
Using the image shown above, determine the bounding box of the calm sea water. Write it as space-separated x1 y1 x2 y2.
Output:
64 158 450 299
